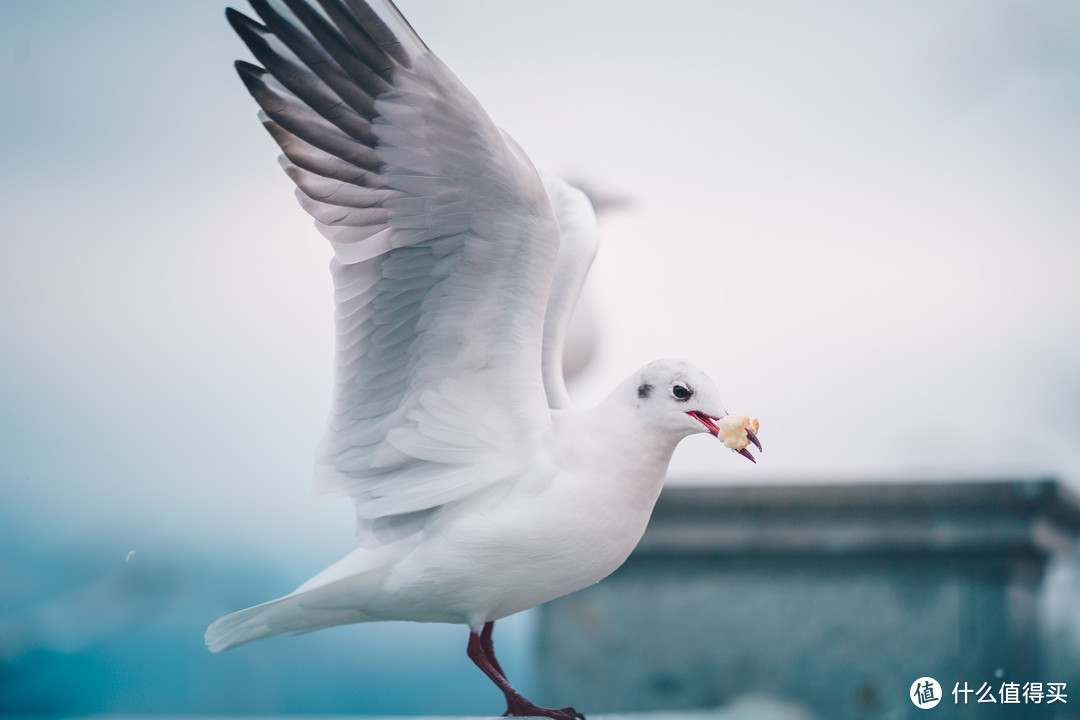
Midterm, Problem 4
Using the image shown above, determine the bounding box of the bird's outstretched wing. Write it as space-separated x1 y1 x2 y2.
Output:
538 175 600 410
228 0 563 537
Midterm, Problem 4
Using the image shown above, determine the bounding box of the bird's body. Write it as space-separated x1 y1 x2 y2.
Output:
207 372 677 647
208 1 760 716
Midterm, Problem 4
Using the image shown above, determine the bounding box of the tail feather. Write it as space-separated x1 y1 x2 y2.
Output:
207 542 401 652
205 589 373 652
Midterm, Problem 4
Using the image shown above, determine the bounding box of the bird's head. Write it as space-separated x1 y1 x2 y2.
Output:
632 358 761 463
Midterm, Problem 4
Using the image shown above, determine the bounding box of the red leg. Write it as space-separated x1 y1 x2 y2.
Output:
480 621 505 677
479 621 512 715
467 624 584 720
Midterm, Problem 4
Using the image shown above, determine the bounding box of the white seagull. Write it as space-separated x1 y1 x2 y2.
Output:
205 1 761 718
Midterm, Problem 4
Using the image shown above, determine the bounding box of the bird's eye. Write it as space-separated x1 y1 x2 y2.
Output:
672 384 692 400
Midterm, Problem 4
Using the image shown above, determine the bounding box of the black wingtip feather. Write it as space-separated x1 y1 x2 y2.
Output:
234 59 269 96
281 0 393 96
234 59 267 78
225 6 265 36
229 8 272 50
228 7 281 72
248 0 287 31
314 0 403 73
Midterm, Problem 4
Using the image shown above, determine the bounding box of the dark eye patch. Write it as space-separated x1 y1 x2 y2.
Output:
638 383 653 399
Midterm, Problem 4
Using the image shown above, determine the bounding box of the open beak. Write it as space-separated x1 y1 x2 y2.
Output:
738 430 762 464
687 411 762 464
687 410 722 437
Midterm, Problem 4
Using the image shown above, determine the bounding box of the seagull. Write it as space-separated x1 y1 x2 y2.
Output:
205 1 762 718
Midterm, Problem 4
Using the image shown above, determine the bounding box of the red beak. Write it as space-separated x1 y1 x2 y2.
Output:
687 410 721 437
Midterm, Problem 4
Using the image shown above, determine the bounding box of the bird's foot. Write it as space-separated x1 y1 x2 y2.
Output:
504 701 584 720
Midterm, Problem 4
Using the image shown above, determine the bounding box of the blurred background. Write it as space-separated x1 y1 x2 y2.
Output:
1 0 1078 716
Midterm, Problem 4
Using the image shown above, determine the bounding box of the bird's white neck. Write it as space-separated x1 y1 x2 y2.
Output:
550 382 684 512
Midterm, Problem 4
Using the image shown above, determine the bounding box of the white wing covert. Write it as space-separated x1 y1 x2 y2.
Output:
228 0 561 540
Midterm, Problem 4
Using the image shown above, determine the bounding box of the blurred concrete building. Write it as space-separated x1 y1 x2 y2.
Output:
537 480 1080 719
